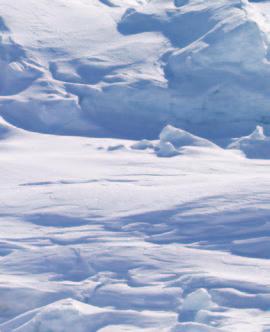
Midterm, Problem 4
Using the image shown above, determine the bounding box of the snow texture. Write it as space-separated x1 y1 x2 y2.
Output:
228 125 270 158
1 0 270 139
0 0 270 331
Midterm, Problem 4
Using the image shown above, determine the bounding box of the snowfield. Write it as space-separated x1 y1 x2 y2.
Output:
0 0 270 331
0 120 269 331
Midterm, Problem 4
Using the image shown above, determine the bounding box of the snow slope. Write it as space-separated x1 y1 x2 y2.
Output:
0 120 269 331
1 0 270 139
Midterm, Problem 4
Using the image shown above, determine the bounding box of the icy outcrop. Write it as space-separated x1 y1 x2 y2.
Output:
155 125 219 157
181 289 216 313
130 125 220 157
79 0 270 139
159 125 218 149
156 140 180 157
228 125 270 159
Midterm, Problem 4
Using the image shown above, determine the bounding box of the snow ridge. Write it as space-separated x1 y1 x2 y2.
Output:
1 0 270 139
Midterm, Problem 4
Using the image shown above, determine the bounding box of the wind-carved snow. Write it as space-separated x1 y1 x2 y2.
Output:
228 125 270 159
0 18 41 97
1 0 270 138
0 0 270 331
0 119 269 331
130 125 220 157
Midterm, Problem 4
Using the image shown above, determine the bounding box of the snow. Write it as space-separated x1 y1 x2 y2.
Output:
107 144 126 151
159 125 219 149
155 140 180 157
181 289 216 313
1 298 175 332
131 139 154 150
0 0 270 331
0 122 269 331
2 0 270 138
228 125 270 159
130 125 220 157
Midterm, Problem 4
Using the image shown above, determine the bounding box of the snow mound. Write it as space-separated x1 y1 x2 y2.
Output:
107 144 126 151
159 125 218 149
181 289 216 313
178 289 218 329
155 140 180 158
130 125 220 157
0 116 23 139
228 125 270 159
0 298 173 332
131 139 154 150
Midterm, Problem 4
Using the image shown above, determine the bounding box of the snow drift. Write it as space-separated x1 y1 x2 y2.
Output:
131 125 220 157
1 0 270 139
0 298 174 332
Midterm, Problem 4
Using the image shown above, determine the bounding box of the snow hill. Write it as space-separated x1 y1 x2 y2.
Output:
1 0 270 139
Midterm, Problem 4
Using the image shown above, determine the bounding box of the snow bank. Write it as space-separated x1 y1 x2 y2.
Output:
228 125 270 159
0 298 175 332
1 1 270 139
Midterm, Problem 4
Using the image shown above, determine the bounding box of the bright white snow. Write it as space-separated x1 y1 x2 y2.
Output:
0 0 270 331
0 119 269 330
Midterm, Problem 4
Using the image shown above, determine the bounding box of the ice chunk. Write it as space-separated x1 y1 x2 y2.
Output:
228 125 270 159
248 125 265 140
181 289 215 312
130 125 220 157
131 139 154 150
159 125 218 149
107 144 126 151
155 141 180 158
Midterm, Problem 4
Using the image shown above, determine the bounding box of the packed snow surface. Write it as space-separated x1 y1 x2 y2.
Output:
1 0 270 331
